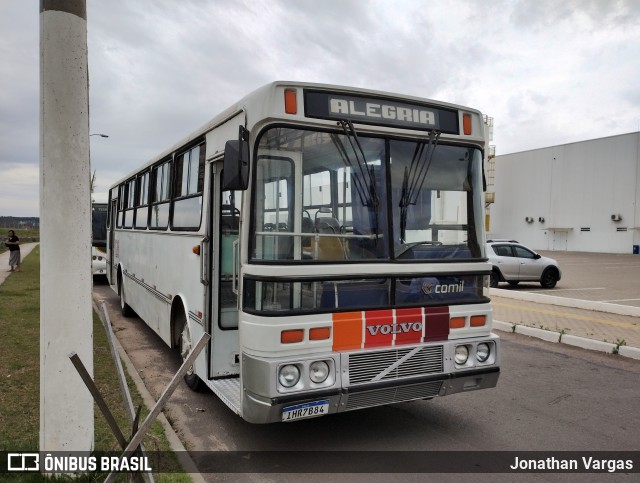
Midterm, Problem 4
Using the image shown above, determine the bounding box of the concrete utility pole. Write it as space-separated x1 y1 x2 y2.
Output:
40 0 93 451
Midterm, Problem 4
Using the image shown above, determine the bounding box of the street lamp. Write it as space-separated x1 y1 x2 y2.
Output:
90 133 109 138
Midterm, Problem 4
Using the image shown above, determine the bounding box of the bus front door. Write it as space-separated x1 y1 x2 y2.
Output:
209 165 242 379
107 198 118 285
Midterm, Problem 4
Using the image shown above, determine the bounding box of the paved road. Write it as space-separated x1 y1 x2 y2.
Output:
490 250 640 354
93 282 640 482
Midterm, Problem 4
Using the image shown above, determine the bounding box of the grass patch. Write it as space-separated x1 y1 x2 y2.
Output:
0 247 190 481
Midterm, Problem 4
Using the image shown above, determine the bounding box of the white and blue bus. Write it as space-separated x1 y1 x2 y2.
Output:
107 82 500 423
91 202 108 277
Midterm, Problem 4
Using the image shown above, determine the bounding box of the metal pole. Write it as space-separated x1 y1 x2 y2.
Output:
40 0 93 451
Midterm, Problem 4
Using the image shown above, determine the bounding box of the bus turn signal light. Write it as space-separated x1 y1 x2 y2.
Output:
281 329 304 344
284 89 297 114
463 113 472 135
471 315 486 327
193 245 200 255
450 317 466 329
309 327 331 340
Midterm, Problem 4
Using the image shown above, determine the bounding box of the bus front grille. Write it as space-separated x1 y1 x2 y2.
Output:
347 346 444 385
345 380 443 411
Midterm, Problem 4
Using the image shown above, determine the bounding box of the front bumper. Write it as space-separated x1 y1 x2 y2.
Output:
241 338 500 423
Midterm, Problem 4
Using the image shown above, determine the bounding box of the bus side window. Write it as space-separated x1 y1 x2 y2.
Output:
116 183 126 228
172 143 205 230
135 170 150 229
123 178 136 229
150 160 171 230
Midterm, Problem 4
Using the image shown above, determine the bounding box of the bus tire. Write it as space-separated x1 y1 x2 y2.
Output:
118 270 134 317
177 311 203 392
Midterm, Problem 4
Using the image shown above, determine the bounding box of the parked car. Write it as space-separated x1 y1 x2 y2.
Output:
486 240 561 288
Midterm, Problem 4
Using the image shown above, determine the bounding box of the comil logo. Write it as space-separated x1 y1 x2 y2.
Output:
7 453 39 472
422 281 464 295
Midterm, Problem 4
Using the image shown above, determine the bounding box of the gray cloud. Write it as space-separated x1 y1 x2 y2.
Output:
1 0 639 216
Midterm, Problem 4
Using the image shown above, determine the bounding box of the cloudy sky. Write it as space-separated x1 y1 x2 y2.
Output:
1 0 639 217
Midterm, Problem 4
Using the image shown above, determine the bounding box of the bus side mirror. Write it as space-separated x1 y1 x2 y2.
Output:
222 126 250 191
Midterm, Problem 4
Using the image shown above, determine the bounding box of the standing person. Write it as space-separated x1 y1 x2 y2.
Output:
6 230 20 272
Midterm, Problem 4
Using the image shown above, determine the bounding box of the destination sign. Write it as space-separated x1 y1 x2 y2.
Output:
304 90 459 133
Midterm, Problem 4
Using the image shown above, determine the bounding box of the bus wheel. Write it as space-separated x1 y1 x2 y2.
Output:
179 320 203 391
118 272 134 317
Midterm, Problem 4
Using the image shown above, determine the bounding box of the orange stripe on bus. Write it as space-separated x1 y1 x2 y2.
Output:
332 312 363 351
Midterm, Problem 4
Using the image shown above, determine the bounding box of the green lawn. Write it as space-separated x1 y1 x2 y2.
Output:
0 246 190 482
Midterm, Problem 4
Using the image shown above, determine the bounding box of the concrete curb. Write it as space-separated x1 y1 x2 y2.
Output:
490 287 640 318
493 320 640 361
561 334 617 354
619 345 640 359
514 324 561 343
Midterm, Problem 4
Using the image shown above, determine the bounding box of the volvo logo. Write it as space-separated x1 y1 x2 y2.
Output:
366 322 423 336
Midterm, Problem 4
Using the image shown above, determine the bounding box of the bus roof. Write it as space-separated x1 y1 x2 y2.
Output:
110 81 483 188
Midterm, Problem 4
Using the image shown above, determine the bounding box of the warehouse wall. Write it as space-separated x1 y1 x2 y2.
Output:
487 132 640 254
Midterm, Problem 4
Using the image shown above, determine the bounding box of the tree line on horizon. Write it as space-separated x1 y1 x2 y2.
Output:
0 216 40 229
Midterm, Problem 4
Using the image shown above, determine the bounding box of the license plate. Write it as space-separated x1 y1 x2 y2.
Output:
282 400 329 422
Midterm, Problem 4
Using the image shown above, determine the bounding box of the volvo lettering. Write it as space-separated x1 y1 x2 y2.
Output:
366 322 423 336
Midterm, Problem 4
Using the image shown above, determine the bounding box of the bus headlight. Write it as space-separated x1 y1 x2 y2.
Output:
278 364 300 388
309 360 330 383
454 345 469 365
476 343 490 362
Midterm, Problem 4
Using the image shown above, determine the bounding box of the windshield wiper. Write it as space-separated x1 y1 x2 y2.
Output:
338 120 379 209
331 120 380 236
399 130 441 243
330 132 369 207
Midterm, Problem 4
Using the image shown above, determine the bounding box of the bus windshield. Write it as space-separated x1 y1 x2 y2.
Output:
92 203 108 247
250 126 484 263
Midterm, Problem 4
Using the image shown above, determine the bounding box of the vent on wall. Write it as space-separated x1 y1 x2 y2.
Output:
617 227 628 232
581 227 591 232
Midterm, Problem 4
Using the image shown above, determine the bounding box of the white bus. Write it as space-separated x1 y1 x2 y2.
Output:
107 81 500 423
91 202 108 277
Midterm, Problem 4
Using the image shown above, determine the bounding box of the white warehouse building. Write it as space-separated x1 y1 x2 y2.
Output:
486 131 640 254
